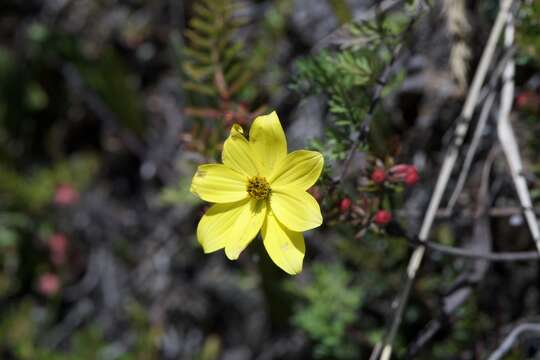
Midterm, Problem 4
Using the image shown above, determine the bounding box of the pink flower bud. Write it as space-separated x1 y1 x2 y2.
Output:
389 164 419 186
340 198 352 213
389 164 410 177
54 184 79 206
404 168 419 186
371 168 386 184
38 273 60 297
374 210 392 225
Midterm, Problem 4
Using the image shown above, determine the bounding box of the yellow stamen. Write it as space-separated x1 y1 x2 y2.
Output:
247 176 270 200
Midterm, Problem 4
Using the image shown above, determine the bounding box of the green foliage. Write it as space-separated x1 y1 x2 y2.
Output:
288 18 420 357
0 22 145 165
159 176 200 206
292 49 376 161
182 0 292 109
291 13 412 163
0 299 159 360
517 2 540 64
244 0 292 98
0 212 32 296
327 0 353 24
0 154 98 211
290 262 363 359
428 297 492 360
345 13 412 51
195 335 221 360
179 0 292 159
182 0 251 103
77 50 146 135
30 22 146 135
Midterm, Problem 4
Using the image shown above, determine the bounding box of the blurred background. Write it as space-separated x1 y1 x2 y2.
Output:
1 0 540 359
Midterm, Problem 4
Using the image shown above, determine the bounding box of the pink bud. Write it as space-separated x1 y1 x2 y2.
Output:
404 168 419 186
54 184 79 206
389 164 410 177
340 198 352 213
374 210 392 225
389 164 419 186
371 168 386 184
38 273 60 297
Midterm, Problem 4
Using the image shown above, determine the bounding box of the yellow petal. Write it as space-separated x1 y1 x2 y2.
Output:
197 199 250 253
249 111 287 176
270 188 322 232
225 199 267 260
190 164 248 203
270 150 324 190
262 212 305 275
222 124 262 176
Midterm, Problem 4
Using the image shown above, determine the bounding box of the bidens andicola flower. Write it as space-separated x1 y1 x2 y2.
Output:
191 111 324 274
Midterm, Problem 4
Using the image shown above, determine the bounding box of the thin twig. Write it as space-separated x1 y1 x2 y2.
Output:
401 148 540 262
439 45 515 213
487 323 540 360
406 148 498 357
377 1 515 359
404 236 539 262
314 0 407 51
497 10 540 253
477 46 516 104
446 92 495 211
336 50 399 183
403 206 540 219
337 13 420 184
41 299 94 348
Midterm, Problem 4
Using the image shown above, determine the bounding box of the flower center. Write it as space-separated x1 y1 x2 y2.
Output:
247 176 270 200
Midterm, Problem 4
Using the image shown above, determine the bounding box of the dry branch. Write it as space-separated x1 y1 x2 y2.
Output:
377 1 516 358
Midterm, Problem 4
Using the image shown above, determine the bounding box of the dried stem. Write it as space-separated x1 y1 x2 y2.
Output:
376 1 515 359
496 11 540 253
403 236 539 262
487 323 540 360
446 92 495 211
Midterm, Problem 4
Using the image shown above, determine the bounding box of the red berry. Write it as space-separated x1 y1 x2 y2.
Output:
340 198 352 213
374 210 392 225
371 168 386 184
404 168 419 186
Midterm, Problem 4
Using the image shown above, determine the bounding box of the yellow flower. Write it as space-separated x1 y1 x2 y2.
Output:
190 111 324 274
